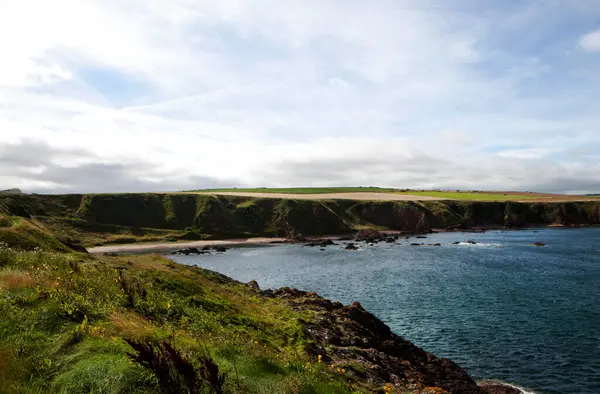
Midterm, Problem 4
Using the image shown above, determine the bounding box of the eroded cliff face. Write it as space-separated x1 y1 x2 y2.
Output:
1 193 599 248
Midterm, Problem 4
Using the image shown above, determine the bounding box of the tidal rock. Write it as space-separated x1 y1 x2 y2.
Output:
344 243 359 250
532 242 546 247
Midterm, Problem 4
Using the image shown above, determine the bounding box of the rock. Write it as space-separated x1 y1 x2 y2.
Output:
531 242 546 247
304 239 337 247
103 252 118 257
202 245 211 251
344 243 359 250
452 241 461 245
385 237 395 243
466 240 477 244
478 381 522 394
429 243 442 247
410 243 424 246
320 248 326 251
416 235 427 239
214 246 228 252
247 280 260 290
277 290 487 394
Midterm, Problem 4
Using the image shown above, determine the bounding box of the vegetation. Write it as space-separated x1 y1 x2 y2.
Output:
0 244 364 393
1 194 599 249
191 187 401 194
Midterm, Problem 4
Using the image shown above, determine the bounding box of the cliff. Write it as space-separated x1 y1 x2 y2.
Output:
1 193 599 249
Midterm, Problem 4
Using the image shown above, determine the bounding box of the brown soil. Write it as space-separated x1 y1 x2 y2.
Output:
192 191 444 201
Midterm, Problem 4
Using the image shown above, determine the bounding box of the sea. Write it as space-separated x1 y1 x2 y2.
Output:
171 227 600 394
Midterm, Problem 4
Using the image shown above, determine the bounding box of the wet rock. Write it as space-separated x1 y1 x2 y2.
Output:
344 243 359 250
416 235 428 239
531 242 546 247
478 381 522 394
214 246 228 253
410 243 424 246
429 243 442 247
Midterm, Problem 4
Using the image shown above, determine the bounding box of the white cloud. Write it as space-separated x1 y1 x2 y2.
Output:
580 29 600 52
0 0 599 194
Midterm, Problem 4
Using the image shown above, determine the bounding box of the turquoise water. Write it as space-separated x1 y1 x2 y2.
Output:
171 228 600 394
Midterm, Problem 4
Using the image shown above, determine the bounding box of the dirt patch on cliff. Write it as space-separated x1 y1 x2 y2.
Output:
193 191 445 201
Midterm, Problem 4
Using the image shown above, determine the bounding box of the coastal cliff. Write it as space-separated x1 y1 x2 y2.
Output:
1 193 599 249
0 238 509 393
0 195 535 393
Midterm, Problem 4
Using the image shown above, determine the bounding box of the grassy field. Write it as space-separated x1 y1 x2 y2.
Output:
195 187 401 194
393 191 539 201
193 187 598 202
0 247 362 393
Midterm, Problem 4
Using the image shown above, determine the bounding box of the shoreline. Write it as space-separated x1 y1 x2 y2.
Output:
86 225 596 254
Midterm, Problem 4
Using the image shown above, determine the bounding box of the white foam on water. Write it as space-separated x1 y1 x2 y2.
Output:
456 242 503 247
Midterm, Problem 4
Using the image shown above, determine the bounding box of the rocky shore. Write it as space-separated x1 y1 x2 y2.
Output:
259 284 526 393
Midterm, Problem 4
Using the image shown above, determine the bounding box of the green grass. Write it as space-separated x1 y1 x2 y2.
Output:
194 187 581 202
394 191 539 201
0 246 364 393
195 187 402 194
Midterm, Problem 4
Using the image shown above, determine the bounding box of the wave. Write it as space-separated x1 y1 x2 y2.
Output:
455 242 503 247
479 380 536 394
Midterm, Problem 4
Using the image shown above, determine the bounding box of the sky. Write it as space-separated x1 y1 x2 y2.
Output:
1 0 600 194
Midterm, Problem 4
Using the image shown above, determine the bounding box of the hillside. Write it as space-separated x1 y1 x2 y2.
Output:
1 193 599 249
0 222 511 393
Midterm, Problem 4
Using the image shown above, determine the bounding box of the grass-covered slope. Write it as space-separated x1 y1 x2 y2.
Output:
1 193 599 249
0 242 490 393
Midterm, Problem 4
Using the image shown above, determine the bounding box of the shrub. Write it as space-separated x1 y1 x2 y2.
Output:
125 339 226 394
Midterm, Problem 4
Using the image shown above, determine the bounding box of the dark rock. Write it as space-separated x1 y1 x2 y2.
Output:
466 240 477 244
247 280 260 290
429 243 442 247
531 242 546 247
452 241 461 245
410 243 424 246
214 246 227 252
344 243 359 250
320 248 326 251
416 235 427 239
275 288 487 394
202 245 211 251
478 381 522 394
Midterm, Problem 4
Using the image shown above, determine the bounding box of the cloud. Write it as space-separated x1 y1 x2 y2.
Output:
0 1 599 194
580 29 600 52
0 140 232 193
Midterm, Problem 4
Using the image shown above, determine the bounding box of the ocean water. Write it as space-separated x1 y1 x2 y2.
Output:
171 228 600 394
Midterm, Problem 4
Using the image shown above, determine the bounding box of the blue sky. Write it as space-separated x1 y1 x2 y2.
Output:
1 0 599 193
